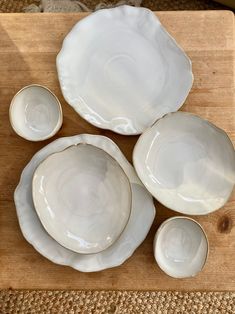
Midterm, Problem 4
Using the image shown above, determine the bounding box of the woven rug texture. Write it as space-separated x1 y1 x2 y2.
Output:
0 0 226 12
1 290 235 313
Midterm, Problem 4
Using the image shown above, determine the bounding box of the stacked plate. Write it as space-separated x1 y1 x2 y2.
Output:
15 134 155 272
14 6 235 275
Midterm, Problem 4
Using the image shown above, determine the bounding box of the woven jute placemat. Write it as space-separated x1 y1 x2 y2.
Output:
0 0 226 13
1 290 235 313
0 0 38 12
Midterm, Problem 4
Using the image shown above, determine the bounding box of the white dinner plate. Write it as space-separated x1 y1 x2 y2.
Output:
57 5 193 135
14 134 155 272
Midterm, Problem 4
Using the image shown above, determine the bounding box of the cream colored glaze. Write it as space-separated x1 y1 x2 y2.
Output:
9 84 62 141
14 134 156 272
32 144 132 254
133 112 235 215
154 217 208 278
57 6 193 135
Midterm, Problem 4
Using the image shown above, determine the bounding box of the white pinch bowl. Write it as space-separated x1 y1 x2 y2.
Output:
9 84 62 141
32 144 132 254
153 216 208 278
14 134 156 272
133 112 235 215
57 5 193 135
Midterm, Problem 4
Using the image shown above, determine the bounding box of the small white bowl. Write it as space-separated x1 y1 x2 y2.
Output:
133 112 235 215
9 84 63 141
153 216 208 278
32 143 132 254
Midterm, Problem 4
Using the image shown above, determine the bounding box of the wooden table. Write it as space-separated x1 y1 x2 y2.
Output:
0 11 234 291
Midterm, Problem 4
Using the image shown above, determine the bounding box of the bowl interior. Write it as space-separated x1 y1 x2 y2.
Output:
133 112 235 215
10 85 62 141
154 217 208 278
32 144 132 254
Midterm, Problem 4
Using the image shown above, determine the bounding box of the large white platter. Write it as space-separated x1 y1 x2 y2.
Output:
57 6 193 135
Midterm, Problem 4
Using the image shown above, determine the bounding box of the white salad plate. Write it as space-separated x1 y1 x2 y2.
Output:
32 144 132 254
153 217 208 278
57 5 193 135
14 134 155 272
133 112 235 215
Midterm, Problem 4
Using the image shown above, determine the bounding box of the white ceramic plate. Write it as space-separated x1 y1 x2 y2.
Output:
153 217 208 278
14 134 155 272
57 5 193 135
32 144 132 254
133 112 235 215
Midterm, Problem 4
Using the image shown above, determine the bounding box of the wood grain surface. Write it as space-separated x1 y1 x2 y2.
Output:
0 11 234 291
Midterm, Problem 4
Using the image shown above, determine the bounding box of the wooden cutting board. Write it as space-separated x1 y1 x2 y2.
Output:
0 11 234 291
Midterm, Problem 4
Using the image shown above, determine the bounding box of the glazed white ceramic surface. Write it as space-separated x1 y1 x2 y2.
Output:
133 112 235 215
153 217 208 278
57 5 193 135
14 134 155 272
32 144 132 254
9 84 62 141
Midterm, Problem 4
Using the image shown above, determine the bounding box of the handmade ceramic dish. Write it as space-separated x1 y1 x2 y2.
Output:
32 144 132 254
57 5 193 135
133 112 235 215
14 134 155 272
153 217 208 278
9 84 62 141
